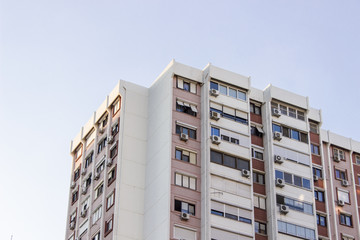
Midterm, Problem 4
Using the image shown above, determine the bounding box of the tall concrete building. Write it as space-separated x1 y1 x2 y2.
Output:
65 60 360 240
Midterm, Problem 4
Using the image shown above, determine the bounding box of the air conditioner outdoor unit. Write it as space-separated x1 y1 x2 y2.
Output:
180 133 188 141
210 111 220 120
81 209 87 218
242 169 250 178
333 155 340 162
274 155 284 164
211 135 221 145
106 158 113 167
82 186 88 195
313 175 319 181
273 131 282 141
70 181 76 189
180 212 190 220
69 221 75 230
272 108 281 117
107 135 114 144
338 199 345 206
81 168 87 176
276 178 285 188
210 89 219 97
280 204 289 214
341 179 349 187
94 171 100 180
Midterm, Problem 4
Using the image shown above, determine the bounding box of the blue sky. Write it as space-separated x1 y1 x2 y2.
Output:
1 1 359 239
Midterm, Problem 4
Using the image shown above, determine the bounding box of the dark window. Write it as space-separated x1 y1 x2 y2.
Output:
253 172 265 184
183 82 190 92
111 123 119 136
255 221 267 235
74 168 80 181
284 172 292 184
174 199 195 215
85 153 93 168
85 175 92 187
311 144 320 155
108 166 116 186
104 216 113 236
335 169 347 180
314 190 325 202
313 167 322 178
282 127 290 138
317 214 326 226
300 132 308 143
231 138 239 144
211 209 224 216
72 190 78 204
239 217 252 223
176 125 196 139
225 213 238 220
294 175 302 187
101 115 108 128
252 149 263 160
340 213 352 227
251 126 263 137
176 102 197 117
110 144 117 159
210 81 218 90
97 138 107 154
250 103 261 115
92 232 100 240
210 150 249 170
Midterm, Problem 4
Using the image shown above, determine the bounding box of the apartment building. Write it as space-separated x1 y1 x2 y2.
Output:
65 60 360 240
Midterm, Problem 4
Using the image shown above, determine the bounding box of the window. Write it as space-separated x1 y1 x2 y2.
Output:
81 197 90 213
253 195 266 209
85 174 92 188
356 155 360 165
95 183 104 199
358 175 360 185
78 220 89 237
255 221 267 235
335 169 347 180
272 123 308 143
177 76 196 93
97 138 107 154
112 98 120 115
211 127 220 136
277 194 313 215
211 201 252 224
334 148 345 160
85 152 93 168
92 231 101 240
72 189 79 204
317 214 326 226
70 211 76 223
210 80 247 101
210 150 250 171
250 103 261 115
75 145 83 160
110 144 118 159
313 167 322 178
175 148 197 164
340 213 352 227
74 167 81 182
210 102 248 124
92 206 102 224
253 172 265 184
278 220 315 239
174 199 195 215
96 160 105 174
176 100 197 117
275 170 311 190
309 122 318 134
100 115 108 128
108 166 116 186
311 144 320 155
106 191 115 210
104 215 113 236
251 126 263 137
111 122 119 136
252 148 263 160
176 124 196 139
314 190 325 202
175 173 196 190
271 102 306 121
337 189 350 204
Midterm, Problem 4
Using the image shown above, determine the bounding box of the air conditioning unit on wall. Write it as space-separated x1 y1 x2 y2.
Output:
210 111 220 120
272 108 281 117
276 178 285 188
274 155 284 164
280 204 289 214
180 212 190 220
210 89 219 97
211 135 221 145
273 131 282 140
180 133 188 141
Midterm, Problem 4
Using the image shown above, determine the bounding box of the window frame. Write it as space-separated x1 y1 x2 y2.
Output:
210 150 250 171
337 189 350 204
112 98 120 116
253 171 265 185
107 165 117 186
175 172 197 190
175 147 197 165
255 221 267 235
106 190 115 211
104 214 114 237
174 199 196 216
339 212 352 227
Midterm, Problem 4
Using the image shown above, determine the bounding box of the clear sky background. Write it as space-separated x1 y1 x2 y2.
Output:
1 0 360 239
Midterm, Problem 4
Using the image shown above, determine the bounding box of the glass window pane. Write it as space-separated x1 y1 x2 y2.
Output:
237 158 249 170
291 129 300 140
303 178 311 189
297 226 306 238
278 221 286 233
272 124 281 132
287 223 296 235
211 127 220 136
175 150 182 160
189 129 196 139
229 88 237 98
237 90 246 100
210 81 218 90
284 172 292 184
283 127 290 138
294 175 302 187
211 151 222 164
175 173 182 186
223 155 236 168
289 108 296 118
280 105 287 115
275 170 284 179
219 85 227 95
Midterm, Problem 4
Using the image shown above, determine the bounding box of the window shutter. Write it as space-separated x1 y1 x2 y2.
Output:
223 106 235 116
210 102 222 111
190 82 196 93
177 78 183 89
236 110 248 119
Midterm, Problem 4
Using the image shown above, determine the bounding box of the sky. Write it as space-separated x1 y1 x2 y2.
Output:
1 0 360 239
